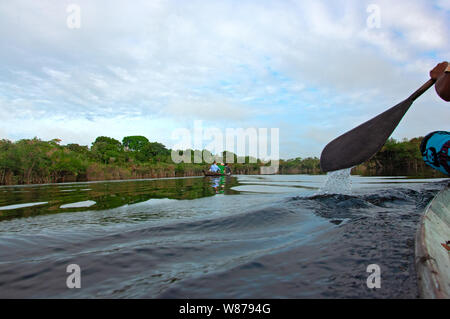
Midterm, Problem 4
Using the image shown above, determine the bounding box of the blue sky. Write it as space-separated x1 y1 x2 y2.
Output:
0 0 449 158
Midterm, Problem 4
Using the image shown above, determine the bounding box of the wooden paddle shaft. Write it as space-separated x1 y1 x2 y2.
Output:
408 78 436 102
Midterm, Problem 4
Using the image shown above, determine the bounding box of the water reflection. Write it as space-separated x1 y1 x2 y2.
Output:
0 177 240 221
209 176 230 194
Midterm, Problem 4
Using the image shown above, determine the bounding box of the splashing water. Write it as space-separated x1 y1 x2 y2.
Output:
318 167 353 195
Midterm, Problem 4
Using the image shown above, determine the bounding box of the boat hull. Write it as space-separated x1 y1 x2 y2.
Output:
415 185 450 299
202 170 231 177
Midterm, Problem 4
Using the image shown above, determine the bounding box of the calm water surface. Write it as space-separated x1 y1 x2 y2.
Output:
0 175 448 298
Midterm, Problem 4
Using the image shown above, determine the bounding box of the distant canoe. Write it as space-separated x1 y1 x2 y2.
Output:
202 170 231 177
415 185 450 299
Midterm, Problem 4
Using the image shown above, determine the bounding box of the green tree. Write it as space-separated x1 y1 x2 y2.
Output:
15 138 53 183
122 136 150 152
49 149 87 181
0 140 18 184
91 136 124 164
66 143 89 155
140 142 170 162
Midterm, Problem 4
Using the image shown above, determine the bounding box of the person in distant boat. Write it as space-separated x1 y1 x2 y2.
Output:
225 163 232 175
218 163 225 175
420 62 450 176
209 161 220 173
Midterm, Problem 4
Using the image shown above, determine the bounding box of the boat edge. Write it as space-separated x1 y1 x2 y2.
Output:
415 185 450 299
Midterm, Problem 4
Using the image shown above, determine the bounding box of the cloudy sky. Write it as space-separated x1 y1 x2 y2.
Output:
0 0 449 158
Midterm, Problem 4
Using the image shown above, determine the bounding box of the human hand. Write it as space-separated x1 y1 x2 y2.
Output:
432 61 450 102
430 61 449 80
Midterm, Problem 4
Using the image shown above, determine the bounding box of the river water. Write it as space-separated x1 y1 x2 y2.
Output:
0 175 448 298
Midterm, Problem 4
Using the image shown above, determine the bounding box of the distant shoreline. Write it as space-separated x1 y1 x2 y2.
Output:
0 136 445 186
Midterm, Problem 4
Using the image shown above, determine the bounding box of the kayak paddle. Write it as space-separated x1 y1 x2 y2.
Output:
320 78 436 172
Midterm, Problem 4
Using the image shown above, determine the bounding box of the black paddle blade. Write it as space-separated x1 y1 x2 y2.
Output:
319 79 435 173
320 98 413 172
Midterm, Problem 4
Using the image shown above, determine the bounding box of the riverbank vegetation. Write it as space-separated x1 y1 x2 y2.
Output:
352 137 446 177
0 135 445 185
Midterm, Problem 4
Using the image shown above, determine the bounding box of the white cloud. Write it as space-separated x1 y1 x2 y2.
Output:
2 115 181 147
0 0 448 158
436 0 450 10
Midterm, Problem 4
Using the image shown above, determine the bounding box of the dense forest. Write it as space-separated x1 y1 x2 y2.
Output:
0 135 445 185
0 135 294 185
352 137 446 177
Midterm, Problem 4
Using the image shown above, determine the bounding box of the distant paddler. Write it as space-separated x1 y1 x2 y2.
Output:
203 161 232 176
209 161 220 173
218 163 225 175
202 161 222 176
225 163 232 175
